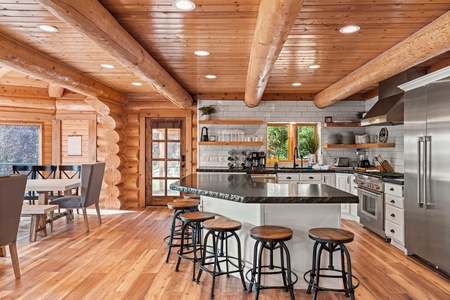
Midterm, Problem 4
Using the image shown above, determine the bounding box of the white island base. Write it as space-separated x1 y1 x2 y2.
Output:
201 196 345 289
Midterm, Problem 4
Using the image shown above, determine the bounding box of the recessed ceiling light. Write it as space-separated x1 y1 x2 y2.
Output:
309 65 321 69
173 0 196 11
339 25 361 34
37 24 59 32
194 50 210 57
205 75 217 79
131 82 143 86
291 82 302 86
100 63 115 69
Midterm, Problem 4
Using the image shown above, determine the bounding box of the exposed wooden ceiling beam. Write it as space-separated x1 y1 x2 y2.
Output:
38 0 193 109
244 0 304 108
0 33 127 104
0 66 11 78
48 83 65 98
314 11 450 109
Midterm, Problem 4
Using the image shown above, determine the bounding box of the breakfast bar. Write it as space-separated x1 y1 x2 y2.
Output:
171 173 359 288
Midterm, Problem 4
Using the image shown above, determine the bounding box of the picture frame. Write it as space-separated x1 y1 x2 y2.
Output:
67 135 82 156
325 116 333 123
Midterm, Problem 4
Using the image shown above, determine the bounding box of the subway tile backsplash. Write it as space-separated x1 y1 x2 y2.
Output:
198 98 404 173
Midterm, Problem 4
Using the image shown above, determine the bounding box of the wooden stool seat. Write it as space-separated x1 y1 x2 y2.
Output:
203 218 242 232
180 211 215 223
250 225 293 242
308 228 354 244
167 200 199 210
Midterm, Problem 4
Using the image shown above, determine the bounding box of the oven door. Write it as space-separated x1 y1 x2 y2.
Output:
357 186 386 238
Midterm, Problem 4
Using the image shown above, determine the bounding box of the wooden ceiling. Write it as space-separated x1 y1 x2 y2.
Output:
0 0 450 108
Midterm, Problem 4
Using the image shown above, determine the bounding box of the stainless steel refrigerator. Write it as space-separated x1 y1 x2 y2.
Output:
404 78 450 275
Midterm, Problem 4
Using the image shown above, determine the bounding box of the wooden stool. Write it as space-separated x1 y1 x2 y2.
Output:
165 200 199 263
175 211 215 281
197 218 247 299
247 225 297 300
304 228 360 300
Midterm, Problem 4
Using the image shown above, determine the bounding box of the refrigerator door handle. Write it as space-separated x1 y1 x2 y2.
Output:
425 135 434 209
418 137 424 207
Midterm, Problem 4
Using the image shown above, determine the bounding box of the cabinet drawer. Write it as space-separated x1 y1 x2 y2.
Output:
300 173 322 183
385 183 403 198
385 204 404 226
277 173 300 181
385 194 404 209
385 220 404 243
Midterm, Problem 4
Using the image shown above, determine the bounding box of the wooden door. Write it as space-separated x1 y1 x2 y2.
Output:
145 118 186 206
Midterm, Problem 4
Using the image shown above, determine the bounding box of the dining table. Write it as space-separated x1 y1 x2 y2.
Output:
25 178 81 205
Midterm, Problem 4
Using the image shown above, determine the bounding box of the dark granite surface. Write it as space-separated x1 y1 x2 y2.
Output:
170 173 359 204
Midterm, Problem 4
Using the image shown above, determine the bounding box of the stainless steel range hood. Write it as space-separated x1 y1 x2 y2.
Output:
360 68 427 127
360 93 404 126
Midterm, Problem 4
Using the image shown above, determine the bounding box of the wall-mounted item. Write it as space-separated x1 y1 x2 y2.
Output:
379 127 389 143
67 135 82 156
325 116 333 123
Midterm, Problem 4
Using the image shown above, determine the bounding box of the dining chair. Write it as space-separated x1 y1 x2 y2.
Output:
0 174 28 279
33 165 57 180
57 165 81 195
12 165 37 204
50 163 105 232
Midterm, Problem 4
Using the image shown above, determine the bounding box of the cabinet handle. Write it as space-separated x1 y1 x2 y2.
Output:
390 213 396 217
390 188 394 191
390 229 395 233
390 200 395 204
287 176 291 179
309 176 313 179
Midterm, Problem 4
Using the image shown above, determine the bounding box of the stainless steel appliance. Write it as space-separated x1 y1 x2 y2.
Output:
403 78 450 275
333 157 349 167
356 172 404 241
251 151 266 168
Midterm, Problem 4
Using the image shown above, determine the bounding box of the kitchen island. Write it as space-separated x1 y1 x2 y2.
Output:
170 173 359 288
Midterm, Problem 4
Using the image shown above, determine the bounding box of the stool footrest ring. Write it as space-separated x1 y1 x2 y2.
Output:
303 269 360 293
246 267 298 291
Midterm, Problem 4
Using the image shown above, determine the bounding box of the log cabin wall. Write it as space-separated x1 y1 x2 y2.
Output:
124 95 197 208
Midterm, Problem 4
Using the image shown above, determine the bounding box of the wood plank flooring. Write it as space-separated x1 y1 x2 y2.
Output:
1 207 449 300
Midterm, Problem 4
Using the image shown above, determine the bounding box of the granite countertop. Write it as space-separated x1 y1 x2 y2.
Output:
170 173 359 204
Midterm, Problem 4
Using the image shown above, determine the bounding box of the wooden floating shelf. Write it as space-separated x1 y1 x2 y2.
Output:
198 141 264 146
323 143 395 149
199 119 264 125
323 122 360 127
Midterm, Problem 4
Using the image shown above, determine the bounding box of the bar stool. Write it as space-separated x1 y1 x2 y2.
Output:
196 218 247 299
175 211 216 281
303 228 360 300
165 200 199 263
246 225 297 300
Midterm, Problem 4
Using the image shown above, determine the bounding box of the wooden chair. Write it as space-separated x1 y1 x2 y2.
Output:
33 165 57 180
57 165 81 195
0 174 28 279
12 165 37 204
50 163 105 232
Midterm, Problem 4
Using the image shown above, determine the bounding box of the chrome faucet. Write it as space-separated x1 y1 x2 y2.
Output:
293 147 299 168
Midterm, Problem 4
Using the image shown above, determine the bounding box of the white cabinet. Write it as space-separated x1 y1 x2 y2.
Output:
335 173 358 221
322 174 336 187
300 173 322 184
277 173 300 183
384 182 405 251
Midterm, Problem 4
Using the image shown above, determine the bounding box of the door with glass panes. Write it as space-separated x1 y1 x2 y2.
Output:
145 118 185 205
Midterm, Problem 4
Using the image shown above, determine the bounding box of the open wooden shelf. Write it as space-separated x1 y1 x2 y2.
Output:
323 122 360 127
323 143 395 149
199 119 264 125
198 141 263 146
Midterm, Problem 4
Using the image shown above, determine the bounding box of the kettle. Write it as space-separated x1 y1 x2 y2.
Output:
201 126 209 142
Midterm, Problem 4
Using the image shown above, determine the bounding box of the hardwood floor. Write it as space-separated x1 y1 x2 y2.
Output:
1 207 449 300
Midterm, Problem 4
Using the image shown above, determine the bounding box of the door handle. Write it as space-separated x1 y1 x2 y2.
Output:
390 213 395 217
417 137 424 207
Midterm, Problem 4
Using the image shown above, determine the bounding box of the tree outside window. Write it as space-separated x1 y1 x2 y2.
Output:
0 124 40 176
267 123 318 162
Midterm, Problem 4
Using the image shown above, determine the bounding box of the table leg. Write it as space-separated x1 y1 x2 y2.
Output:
30 215 39 242
39 215 48 237
0 246 6 257
37 192 49 205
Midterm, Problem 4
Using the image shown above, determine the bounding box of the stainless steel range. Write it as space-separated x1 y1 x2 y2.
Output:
355 172 403 241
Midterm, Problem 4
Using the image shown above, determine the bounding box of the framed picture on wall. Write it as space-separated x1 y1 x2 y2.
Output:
67 135 82 156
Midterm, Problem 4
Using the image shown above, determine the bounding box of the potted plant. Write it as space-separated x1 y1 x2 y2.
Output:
198 105 217 120
305 133 320 164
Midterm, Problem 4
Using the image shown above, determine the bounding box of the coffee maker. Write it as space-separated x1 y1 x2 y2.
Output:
251 151 266 168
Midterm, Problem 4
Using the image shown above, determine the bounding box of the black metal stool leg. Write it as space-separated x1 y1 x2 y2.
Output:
307 241 319 294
